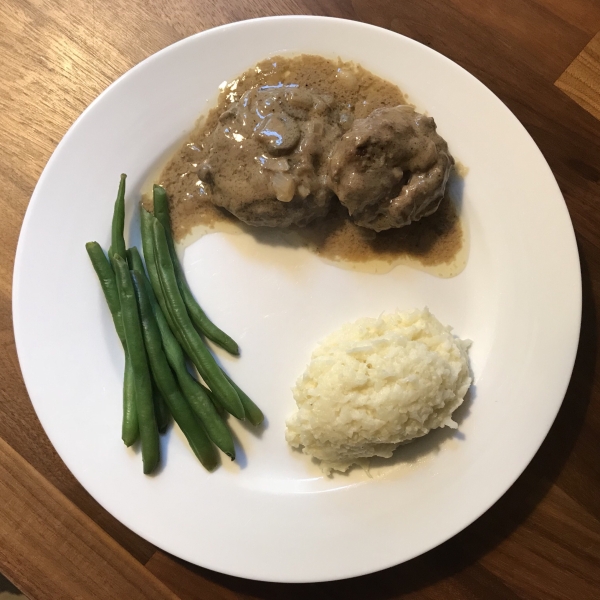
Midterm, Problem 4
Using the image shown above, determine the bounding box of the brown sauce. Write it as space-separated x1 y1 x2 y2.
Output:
151 54 468 278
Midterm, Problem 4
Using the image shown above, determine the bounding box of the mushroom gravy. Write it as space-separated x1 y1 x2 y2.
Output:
149 54 467 277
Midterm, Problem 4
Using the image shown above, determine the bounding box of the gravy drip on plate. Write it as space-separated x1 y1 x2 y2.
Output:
155 54 467 277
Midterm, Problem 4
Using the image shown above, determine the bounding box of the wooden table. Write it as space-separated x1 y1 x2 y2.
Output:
1 1 599 598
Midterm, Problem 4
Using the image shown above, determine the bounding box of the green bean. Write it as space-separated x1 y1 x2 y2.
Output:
152 380 171 434
224 374 264 427
152 219 245 420
140 207 177 332
111 174 127 263
113 255 159 474
127 245 173 433
137 261 235 458
86 242 139 445
204 385 226 417
122 357 139 446
153 185 239 355
126 246 145 276
176 367 235 459
85 242 125 344
126 247 137 272
146 208 259 428
132 270 218 470
152 309 235 456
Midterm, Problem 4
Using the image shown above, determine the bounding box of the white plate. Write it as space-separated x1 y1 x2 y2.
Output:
13 16 581 582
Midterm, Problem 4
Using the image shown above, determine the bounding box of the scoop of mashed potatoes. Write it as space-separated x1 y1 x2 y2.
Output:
285 308 471 474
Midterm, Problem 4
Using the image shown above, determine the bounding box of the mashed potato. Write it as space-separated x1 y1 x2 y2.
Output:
285 308 471 474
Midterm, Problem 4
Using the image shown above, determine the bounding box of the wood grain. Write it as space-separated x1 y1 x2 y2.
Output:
1 0 599 598
556 31 600 121
0 437 177 599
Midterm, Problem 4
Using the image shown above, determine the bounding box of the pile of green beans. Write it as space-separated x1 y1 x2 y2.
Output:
85 175 264 474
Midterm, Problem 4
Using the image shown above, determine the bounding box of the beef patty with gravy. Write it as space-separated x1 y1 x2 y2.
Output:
328 105 454 231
